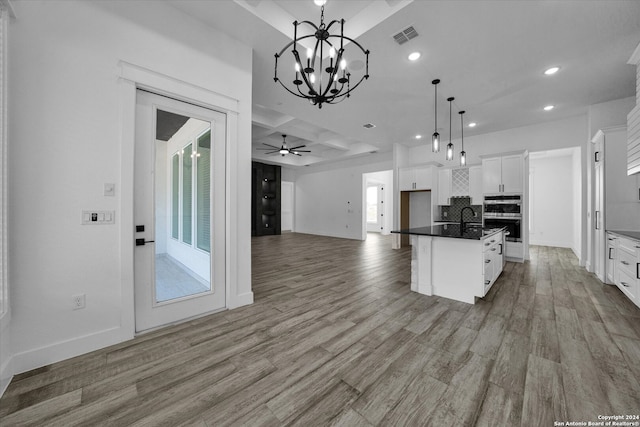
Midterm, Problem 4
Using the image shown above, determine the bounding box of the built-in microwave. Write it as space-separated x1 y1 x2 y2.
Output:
484 195 522 218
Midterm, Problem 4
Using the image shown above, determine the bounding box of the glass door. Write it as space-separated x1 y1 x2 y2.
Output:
134 90 226 332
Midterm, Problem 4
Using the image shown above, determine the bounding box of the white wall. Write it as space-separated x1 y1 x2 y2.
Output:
294 153 393 240
529 152 576 248
409 192 431 228
6 0 252 378
588 96 634 140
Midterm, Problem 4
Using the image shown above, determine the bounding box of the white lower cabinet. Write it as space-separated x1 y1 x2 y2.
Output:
608 233 640 308
606 233 617 284
483 232 504 295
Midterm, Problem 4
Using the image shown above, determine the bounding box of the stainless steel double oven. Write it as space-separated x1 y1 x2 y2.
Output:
483 195 522 242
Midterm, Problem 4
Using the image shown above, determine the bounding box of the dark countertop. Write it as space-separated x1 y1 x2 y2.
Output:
391 225 505 241
608 230 640 241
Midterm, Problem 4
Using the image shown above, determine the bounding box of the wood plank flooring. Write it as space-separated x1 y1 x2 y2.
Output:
1 233 639 426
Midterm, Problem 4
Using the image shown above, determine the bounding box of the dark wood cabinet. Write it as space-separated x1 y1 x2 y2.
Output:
252 162 281 236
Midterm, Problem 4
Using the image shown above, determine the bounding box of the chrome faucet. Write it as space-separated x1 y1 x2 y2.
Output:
460 206 475 230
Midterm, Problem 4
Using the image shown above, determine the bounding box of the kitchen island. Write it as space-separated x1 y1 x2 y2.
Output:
392 225 505 304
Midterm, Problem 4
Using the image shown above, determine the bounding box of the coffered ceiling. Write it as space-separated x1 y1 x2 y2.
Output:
168 0 640 167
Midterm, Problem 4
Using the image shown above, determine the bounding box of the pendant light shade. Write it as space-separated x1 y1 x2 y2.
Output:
459 110 466 166
446 97 454 161
432 79 440 153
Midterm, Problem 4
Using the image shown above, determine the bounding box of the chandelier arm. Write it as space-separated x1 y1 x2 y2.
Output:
297 20 320 30
275 78 316 99
292 49 317 96
318 49 343 100
322 19 343 33
327 35 369 56
328 73 367 99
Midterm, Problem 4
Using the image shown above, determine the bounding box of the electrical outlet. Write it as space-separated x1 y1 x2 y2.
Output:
72 294 86 310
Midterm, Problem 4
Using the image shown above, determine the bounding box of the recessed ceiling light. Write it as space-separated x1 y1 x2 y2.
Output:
544 105 555 111
415 134 422 139
408 52 421 61
468 122 477 128
544 66 560 75
313 0 327 6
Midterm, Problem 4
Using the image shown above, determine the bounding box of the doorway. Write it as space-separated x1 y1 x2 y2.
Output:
281 181 294 232
362 170 393 239
134 90 227 332
528 147 581 258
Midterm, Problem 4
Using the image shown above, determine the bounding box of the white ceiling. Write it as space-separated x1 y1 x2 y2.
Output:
168 0 640 168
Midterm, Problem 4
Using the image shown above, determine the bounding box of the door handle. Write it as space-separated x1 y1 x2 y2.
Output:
594 211 599 230
136 238 155 246
637 262 639 279
608 248 614 260
498 243 503 255
594 151 600 163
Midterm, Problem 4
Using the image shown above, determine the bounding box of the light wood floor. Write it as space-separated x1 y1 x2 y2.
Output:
1 233 639 426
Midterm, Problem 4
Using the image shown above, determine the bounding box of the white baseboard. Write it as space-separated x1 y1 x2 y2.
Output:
0 355 13 398
529 239 572 249
11 326 123 376
229 291 253 309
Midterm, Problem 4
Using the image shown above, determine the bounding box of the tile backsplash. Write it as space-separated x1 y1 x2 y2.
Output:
440 196 482 222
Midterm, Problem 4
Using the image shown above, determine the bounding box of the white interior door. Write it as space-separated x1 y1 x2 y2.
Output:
134 90 226 332
366 184 383 232
281 181 294 231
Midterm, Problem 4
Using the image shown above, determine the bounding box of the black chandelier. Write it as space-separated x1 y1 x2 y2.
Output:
273 2 370 108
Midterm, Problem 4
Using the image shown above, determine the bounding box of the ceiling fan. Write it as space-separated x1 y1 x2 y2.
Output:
257 134 311 156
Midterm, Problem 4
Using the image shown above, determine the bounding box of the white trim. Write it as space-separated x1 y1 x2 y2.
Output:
119 62 239 114
628 41 640 65
118 62 251 338
0 4 11 397
0 1 15 19
10 327 122 376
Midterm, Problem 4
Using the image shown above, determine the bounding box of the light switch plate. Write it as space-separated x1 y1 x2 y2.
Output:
82 210 115 225
104 183 115 196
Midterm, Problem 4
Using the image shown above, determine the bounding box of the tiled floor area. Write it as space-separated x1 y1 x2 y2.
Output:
155 254 209 302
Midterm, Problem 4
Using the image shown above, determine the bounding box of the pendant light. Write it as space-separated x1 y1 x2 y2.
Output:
431 79 440 153
446 97 454 161
459 110 466 166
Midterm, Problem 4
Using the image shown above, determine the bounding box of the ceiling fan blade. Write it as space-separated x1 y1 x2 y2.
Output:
256 147 276 150
294 149 311 153
293 152 302 156
289 144 306 150
263 150 279 154
262 143 280 149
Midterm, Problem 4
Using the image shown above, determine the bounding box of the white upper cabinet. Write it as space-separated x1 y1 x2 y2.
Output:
438 169 452 205
400 165 434 191
414 167 432 190
482 153 524 194
469 166 483 204
627 42 640 175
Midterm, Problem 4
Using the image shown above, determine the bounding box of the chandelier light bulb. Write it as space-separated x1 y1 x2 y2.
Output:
340 58 347 70
295 62 301 72
460 151 466 166
310 73 316 84
306 48 313 59
329 47 336 58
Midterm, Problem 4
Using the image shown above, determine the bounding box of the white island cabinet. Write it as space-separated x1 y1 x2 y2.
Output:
393 225 504 304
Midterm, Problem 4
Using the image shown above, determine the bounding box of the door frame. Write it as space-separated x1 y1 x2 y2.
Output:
118 61 246 340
